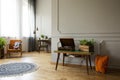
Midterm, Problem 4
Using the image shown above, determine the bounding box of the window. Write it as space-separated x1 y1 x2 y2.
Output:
0 0 19 37
22 0 29 37
22 0 35 37
0 0 35 37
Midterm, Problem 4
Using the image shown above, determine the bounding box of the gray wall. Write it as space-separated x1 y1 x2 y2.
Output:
51 0 120 69
36 0 120 69
36 0 52 38
58 0 120 34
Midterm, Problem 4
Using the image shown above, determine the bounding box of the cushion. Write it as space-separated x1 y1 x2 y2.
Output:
95 55 109 73
14 42 21 49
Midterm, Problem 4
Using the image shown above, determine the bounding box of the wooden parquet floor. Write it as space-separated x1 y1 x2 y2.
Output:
0 52 119 80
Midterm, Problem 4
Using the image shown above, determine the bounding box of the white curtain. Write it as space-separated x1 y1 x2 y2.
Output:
0 0 35 51
22 0 35 37
0 0 35 38
0 0 19 37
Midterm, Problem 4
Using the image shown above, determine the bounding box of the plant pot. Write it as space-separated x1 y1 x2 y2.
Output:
0 48 4 59
79 45 94 52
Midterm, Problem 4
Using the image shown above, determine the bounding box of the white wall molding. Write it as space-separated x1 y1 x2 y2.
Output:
104 40 120 42
51 34 120 38
100 39 120 68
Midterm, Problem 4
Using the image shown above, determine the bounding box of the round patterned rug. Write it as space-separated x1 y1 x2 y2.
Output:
0 62 38 77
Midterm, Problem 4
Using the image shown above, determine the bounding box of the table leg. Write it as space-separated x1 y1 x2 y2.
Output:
86 55 89 75
55 53 60 70
88 55 92 69
63 53 65 66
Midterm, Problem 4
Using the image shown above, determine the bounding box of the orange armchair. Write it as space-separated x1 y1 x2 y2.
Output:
7 40 22 57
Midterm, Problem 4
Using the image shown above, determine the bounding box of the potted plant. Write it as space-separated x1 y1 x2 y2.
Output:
45 36 48 40
0 38 6 49
79 39 95 52
0 38 6 58
41 34 44 39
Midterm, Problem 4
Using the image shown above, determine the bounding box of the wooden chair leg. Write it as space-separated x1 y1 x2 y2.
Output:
21 52 22 57
9 52 10 58
39 47 41 53
6 52 9 58
45 45 48 53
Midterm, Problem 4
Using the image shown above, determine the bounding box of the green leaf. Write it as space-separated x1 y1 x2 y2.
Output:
0 38 6 49
80 39 95 46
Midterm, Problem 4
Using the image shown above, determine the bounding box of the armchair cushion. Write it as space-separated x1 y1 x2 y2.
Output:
14 42 21 49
